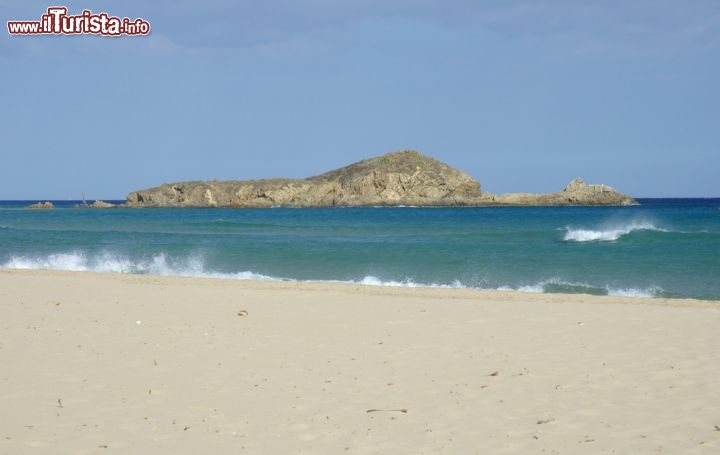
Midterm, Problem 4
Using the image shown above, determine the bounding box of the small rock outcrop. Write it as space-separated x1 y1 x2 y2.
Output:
73 200 116 208
27 201 54 209
491 178 637 206
558 178 636 205
90 200 115 208
125 150 637 207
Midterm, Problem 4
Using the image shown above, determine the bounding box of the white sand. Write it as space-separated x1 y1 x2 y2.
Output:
1 269 719 454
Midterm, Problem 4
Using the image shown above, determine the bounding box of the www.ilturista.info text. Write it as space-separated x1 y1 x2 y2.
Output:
7 7 150 36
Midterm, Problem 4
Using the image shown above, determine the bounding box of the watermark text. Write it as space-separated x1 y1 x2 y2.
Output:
8 7 151 36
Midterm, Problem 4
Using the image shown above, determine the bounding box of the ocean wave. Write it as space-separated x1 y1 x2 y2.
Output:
0 252 468 288
1 252 277 281
497 278 662 298
605 286 665 298
563 220 667 242
352 276 464 288
1 252 663 298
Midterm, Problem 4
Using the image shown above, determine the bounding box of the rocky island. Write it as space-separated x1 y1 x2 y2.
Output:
126 150 637 207
26 201 55 209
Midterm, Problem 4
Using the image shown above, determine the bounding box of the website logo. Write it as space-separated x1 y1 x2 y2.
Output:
8 7 151 36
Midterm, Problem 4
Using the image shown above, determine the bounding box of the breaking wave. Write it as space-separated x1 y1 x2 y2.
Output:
497 278 663 298
352 276 464 288
1 252 276 281
0 253 467 289
1 252 663 298
563 220 667 242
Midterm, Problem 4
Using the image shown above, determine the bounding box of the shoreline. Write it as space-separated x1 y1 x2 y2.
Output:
1 268 717 306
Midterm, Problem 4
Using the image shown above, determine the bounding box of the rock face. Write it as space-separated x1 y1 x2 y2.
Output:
126 150 637 207
73 200 116 208
490 178 637 206
27 201 54 209
90 200 115 208
127 150 482 208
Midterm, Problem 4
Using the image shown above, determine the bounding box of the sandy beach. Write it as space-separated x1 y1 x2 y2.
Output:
1 269 719 454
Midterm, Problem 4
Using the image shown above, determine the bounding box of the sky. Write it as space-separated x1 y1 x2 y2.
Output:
1 0 718 199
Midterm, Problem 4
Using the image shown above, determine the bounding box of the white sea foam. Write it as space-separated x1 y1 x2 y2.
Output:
1 252 662 298
1 251 277 281
0 253 467 289
4 252 90 271
563 220 666 242
353 276 464 288
357 276 416 287
496 278 662 298
516 284 547 293
605 286 662 298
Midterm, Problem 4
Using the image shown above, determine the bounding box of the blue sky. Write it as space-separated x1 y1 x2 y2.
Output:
1 0 718 199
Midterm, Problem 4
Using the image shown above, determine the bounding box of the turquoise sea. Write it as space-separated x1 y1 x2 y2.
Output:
1 199 719 300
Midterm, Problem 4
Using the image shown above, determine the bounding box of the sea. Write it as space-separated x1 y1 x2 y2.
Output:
1 199 718 300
